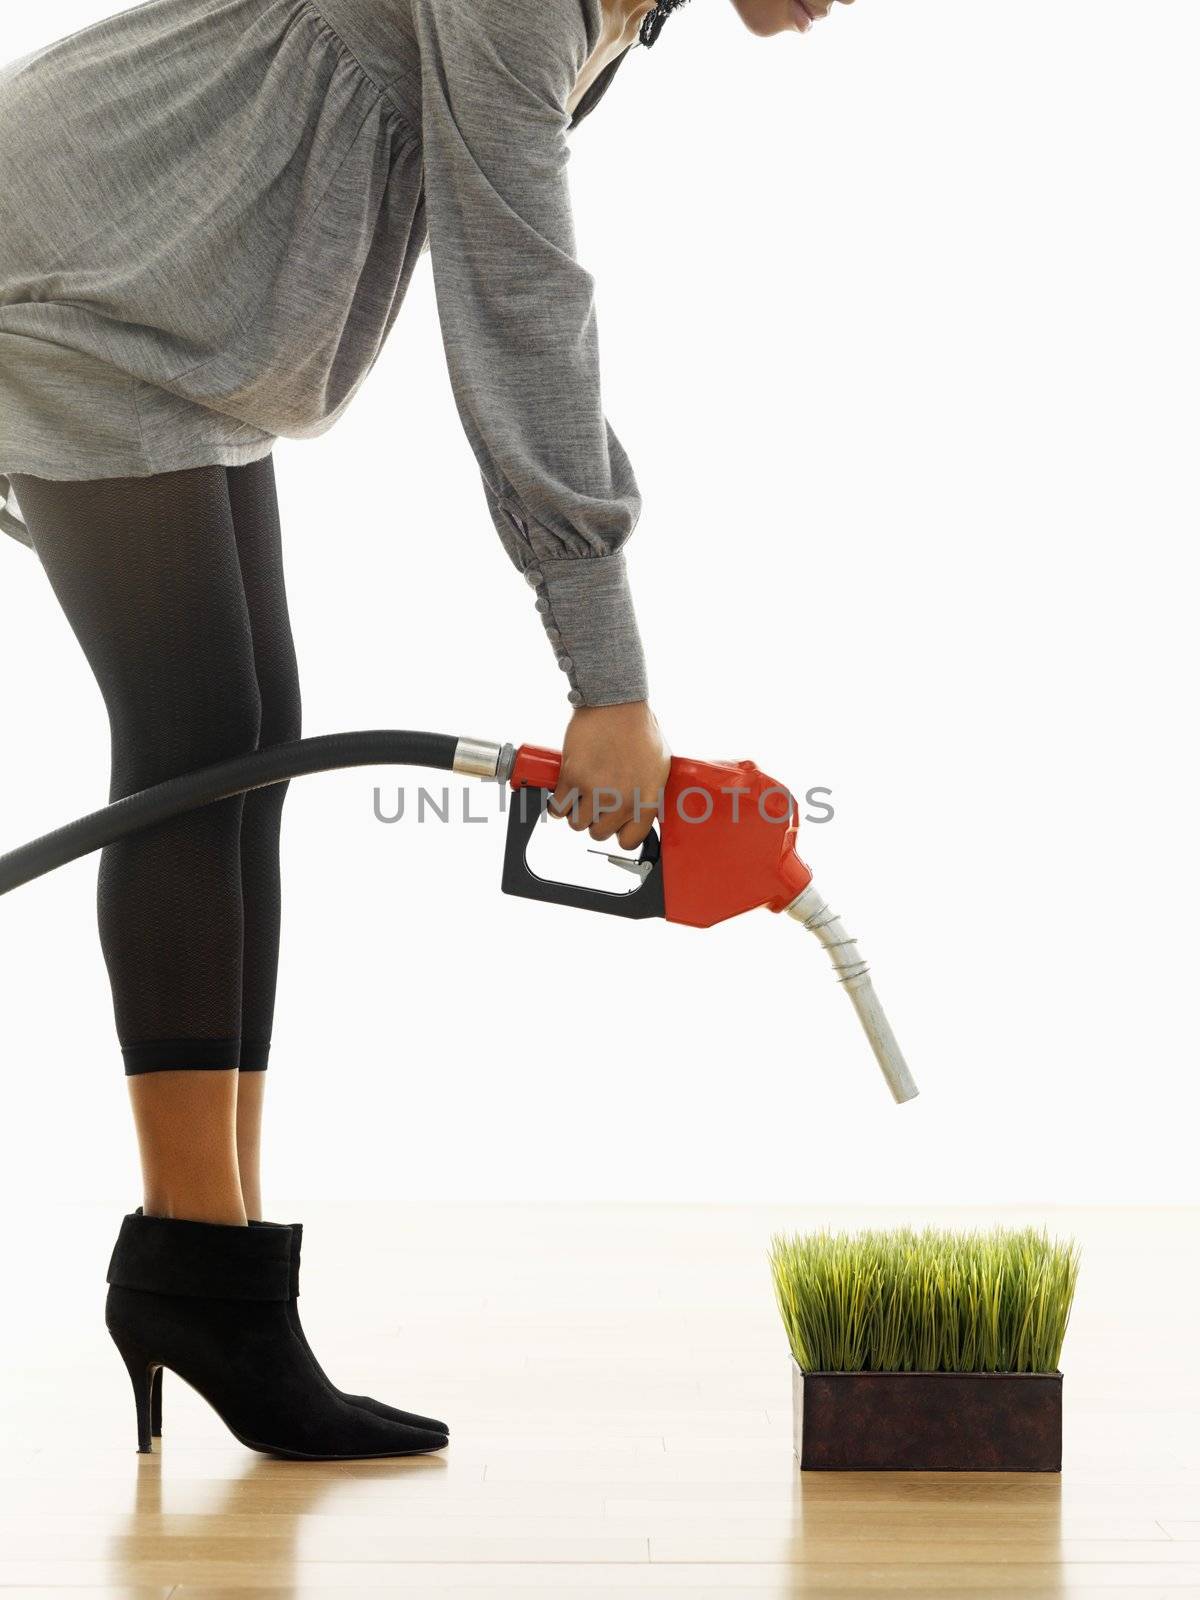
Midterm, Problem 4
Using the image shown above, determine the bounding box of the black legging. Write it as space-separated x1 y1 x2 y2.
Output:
8 458 302 1074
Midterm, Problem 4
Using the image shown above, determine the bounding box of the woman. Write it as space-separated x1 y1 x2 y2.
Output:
0 0 848 1460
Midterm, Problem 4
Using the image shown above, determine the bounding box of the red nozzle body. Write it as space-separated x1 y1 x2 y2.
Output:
509 746 813 929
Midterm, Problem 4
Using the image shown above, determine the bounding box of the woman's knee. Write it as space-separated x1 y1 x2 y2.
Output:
256 656 302 751
217 675 267 759
110 669 264 796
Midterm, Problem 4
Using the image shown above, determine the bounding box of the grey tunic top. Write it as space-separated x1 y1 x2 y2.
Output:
0 0 646 707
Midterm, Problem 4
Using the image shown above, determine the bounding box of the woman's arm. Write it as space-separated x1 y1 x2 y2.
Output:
412 0 648 713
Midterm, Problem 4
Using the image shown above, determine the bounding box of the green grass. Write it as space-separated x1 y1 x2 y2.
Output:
769 1227 1080 1374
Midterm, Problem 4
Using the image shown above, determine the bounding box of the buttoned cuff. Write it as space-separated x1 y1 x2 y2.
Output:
522 550 649 708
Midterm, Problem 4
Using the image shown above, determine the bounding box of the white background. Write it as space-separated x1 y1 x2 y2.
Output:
1 0 1196 1210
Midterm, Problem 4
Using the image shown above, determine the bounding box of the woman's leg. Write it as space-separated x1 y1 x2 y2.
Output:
224 454 303 1221
9 465 263 1225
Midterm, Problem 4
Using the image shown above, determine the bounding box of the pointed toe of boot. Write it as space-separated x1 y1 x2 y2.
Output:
253 1405 448 1460
342 1392 450 1437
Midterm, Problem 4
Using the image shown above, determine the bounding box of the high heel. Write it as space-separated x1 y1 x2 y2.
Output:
150 1365 163 1438
105 1211 448 1459
109 1328 161 1453
129 1209 163 1439
249 1219 449 1436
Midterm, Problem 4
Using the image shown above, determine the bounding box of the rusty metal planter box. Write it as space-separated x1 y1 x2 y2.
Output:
792 1358 1062 1472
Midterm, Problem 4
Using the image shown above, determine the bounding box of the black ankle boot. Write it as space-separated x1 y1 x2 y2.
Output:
106 1211 449 1459
248 1219 449 1436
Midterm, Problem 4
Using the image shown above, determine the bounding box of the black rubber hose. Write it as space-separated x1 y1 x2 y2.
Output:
0 729 460 898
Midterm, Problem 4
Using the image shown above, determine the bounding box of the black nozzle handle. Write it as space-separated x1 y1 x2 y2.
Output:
500 785 665 919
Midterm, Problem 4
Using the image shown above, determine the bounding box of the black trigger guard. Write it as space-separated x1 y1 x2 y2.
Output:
500 785 666 919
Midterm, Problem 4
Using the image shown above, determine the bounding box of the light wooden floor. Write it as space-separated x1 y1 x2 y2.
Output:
1 1203 1197 1598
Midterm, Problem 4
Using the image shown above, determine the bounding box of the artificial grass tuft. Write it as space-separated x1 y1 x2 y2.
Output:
769 1226 1080 1374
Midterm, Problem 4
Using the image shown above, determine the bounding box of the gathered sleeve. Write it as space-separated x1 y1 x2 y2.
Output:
411 0 648 707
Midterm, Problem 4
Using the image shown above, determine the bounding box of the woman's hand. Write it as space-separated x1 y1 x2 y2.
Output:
551 702 672 850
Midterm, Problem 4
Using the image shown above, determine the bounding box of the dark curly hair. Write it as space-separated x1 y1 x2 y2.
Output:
639 0 693 47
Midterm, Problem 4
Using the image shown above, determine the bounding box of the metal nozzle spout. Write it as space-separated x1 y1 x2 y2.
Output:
787 883 920 1105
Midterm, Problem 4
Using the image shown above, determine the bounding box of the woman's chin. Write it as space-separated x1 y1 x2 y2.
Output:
733 0 813 38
